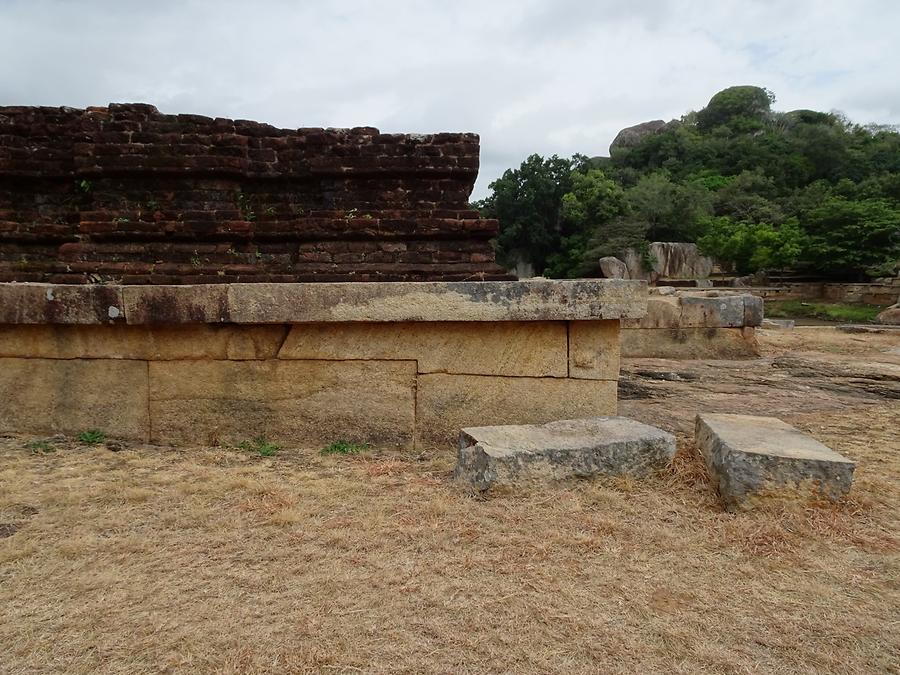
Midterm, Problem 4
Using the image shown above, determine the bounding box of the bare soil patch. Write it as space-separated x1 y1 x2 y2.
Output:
1 327 898 674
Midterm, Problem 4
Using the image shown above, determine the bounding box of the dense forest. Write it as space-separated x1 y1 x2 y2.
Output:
475 86 900 280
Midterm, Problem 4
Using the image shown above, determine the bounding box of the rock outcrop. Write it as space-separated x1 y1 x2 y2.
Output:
609 120 667 154
623 242 714 281
598 256 628 279
875 300 900 325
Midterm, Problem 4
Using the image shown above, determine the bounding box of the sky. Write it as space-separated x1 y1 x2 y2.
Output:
1 0 898 199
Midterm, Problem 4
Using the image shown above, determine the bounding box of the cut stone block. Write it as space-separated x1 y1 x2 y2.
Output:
149 359 416 448
123 285 229 325
761 318 794 330
227 279 647 323
277 321 568 377
0 324 288 360
695 413 855 512
456 417 676 491
621 295 683 329
567 320 620 379
680 295 746 328
621 327 759 359
743 295 764 326
416 374 617 448
0 283 125 324
0 357 149 440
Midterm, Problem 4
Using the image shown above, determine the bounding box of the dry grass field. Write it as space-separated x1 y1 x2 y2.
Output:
1 327 898 674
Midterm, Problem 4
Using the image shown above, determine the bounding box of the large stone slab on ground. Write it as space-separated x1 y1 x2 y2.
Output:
696 413 855 512
680 294 750 328
456 417 676 491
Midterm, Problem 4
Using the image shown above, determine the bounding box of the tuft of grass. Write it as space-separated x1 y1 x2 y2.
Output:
77 430 106 445
25 439 55 454
237 437 280 457
320 440 370 456
766 300 886 323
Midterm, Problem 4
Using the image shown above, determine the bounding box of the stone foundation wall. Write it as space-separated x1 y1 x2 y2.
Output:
622 288 763 359
0 104 511 283
747 282 898 306
0 280 645 449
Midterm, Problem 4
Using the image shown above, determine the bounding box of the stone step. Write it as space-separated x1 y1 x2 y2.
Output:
455 417 676 491
695 414 855 512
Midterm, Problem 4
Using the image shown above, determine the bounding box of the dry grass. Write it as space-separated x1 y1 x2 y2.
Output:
2 334 899 673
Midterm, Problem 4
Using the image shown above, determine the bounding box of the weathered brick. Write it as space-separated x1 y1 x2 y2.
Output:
0 104 513 283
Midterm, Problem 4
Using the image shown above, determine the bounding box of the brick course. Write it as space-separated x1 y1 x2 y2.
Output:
0 104 511 283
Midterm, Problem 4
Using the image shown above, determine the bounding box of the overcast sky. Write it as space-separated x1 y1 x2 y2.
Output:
2 0 898 198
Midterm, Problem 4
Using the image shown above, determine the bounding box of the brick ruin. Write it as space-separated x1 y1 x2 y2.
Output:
0 104 512 283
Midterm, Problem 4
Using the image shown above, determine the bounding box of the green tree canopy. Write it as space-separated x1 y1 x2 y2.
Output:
474 154 577 273
482 85 900 280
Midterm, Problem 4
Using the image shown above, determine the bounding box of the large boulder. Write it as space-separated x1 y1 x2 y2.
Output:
876 301 900 325
622 242 713 281
609 120 667 154
651 242 713 279
598 256 628 279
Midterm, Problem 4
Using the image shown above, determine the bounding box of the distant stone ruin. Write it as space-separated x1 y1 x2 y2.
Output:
0 104 511 283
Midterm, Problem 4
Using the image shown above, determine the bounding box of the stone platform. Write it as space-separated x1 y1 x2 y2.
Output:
621 288 763 359
0 279 647 449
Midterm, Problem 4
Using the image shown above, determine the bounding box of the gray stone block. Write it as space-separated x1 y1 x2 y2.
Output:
0 283 125 325
456 417 676 491
227 279 648 323
743 295 764 326
695 413 855 512
680 294 746 327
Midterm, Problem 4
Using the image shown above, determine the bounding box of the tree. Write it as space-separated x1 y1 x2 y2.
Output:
800 197 900 278
475 154 575 274
697 217 807 273
479 85 900 280
544 169 625 277
712 170 785 224
624 173 712 241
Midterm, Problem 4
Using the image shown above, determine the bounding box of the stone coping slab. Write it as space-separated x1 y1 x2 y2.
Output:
696 413 855 511
0 280 647 325
456 416 676 491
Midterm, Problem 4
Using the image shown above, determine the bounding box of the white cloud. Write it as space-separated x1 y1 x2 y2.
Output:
0 0 897 198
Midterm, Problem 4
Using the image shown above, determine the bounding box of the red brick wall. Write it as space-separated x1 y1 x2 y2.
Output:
0 104 512 283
